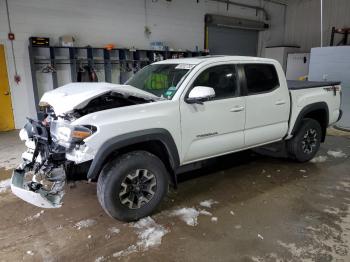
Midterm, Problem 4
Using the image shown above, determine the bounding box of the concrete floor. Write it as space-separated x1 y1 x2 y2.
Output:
0 130 350 262
0 130 25 176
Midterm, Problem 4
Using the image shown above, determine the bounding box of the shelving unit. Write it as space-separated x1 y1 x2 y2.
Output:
28 45 208 115
330 27 350 46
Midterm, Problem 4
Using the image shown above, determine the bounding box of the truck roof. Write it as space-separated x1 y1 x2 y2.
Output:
153 55 277 65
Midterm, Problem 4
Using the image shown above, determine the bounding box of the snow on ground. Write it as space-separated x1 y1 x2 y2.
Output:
113 245 138 258
24 210 44 222
170 208 200 226
323 207 340 215
327 150 347 158
0 179 11 193
170 207 212 226
112 217 169 258
199 210 212 216
277 240 305 258
95 256 106 262
211 217 218 223
199 199 219 208
26 250 34 256
133 217 169 250
310 155 328 163
74 219 96 230
108 227 120 234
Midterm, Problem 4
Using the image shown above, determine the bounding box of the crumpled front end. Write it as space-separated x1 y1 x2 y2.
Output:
11 83 155 208
11 118 67 208
12 166 65 208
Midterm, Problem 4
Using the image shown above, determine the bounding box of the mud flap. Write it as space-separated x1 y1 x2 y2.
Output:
11 169 64 209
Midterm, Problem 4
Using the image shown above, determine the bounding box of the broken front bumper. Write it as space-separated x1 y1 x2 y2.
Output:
11 165 66 209
12 118 69 208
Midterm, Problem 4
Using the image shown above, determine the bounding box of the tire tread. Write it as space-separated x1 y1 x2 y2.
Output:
288 118 322 162
97 150 168 221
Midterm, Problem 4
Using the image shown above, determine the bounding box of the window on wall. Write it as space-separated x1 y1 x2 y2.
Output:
243 64 279 94
192 65 239 99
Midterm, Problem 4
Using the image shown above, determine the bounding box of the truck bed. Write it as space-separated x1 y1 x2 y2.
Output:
287 80 341 90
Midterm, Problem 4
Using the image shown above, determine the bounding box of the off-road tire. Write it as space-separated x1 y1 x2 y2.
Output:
287 118 322 162
97 151 169 221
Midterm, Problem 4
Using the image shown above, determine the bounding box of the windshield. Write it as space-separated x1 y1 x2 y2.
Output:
125 64 192 99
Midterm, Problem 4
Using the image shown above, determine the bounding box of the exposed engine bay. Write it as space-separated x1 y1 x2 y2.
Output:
11 89 154 208
67 91 153 119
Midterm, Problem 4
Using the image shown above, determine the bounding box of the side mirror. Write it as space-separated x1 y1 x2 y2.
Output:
186 86 215 104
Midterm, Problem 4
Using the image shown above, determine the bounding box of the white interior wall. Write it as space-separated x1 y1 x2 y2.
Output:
0 0 286 128
285 0 350 52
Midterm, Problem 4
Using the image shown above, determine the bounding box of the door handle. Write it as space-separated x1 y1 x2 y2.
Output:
230 106 245 112
4 91 10 96
275 100 286 105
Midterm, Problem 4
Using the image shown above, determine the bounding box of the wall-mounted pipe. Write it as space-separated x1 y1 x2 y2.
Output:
5 0 19 83
209 0 270 20
320 0 323 47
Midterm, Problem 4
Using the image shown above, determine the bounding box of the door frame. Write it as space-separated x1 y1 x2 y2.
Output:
0 43 15 131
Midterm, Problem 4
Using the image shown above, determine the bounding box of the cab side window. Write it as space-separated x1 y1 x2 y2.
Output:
243 64 279 94
192 65 239 99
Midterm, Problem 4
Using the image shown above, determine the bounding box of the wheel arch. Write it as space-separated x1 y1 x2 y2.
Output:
87 128 180 185
291 102 329 142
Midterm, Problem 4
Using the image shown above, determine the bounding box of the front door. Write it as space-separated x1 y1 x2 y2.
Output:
0 44 14 131
180 63 246 164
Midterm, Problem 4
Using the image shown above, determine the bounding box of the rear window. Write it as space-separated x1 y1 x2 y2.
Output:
243 64 279 94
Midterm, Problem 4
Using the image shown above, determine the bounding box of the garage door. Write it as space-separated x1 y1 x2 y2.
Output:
208 26 258 56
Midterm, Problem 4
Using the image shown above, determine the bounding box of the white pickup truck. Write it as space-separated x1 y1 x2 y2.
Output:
12 56 342 221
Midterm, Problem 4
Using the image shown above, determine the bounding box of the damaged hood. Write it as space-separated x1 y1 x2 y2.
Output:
40 82 160 115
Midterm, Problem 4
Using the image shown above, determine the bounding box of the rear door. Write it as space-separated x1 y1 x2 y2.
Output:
242 63 290 147
180 63 246 164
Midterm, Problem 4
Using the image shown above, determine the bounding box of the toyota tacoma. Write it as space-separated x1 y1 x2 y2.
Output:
12 56 342 221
